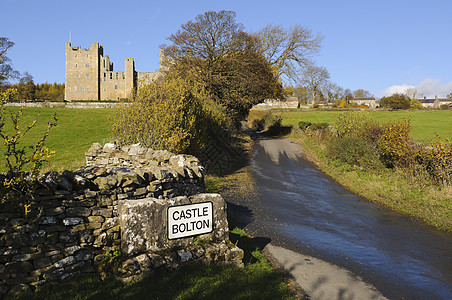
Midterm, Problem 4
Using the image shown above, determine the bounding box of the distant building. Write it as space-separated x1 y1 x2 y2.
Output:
65 42 167 101
416 96 452 108
352 97 377 108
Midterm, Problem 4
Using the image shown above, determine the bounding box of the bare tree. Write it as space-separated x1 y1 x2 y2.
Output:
0 37 20 85
254 24 323 82
353 89 371 98
300 63 330 103
323 82 344 102
404 87 421 100
163 11 246 71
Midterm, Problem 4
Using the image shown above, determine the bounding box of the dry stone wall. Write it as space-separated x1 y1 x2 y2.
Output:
0 143 243 297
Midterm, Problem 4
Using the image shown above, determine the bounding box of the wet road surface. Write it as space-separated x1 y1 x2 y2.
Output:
227 136 452 299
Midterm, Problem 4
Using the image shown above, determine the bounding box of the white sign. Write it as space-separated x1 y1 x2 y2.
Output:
167 202 213 240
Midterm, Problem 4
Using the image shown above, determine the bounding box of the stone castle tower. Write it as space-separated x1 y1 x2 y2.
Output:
65 42 164 101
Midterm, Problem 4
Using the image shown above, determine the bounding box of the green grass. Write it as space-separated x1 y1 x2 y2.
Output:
276 110 452 143
0 107 115 172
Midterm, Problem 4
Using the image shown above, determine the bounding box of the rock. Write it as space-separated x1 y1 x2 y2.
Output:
33 257 52 269
66 207 91 217
103 143 117 153
62 217 83 226
54 256 76 268
87 142 103 154
177 250 193 263
62 246 81 256
39 216 57 225
5 262 33 274
94 176 117 190
128 143 146 156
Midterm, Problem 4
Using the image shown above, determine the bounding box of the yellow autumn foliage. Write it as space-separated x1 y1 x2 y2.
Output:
112 77 229 154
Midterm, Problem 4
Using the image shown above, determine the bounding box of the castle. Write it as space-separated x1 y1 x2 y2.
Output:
65 42 166 101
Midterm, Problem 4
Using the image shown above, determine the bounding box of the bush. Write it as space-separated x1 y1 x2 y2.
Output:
0 88 57 212
298 121 312 130
309 122 329 131
246 110 281 132
112 78 229 154
417 138 452 184
327 135 383 170
265 116 292 136
378 119 411 167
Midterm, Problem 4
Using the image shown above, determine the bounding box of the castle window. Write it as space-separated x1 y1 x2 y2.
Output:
104 73 106 77
75 73 79 78
116 73 118 80
122 74 125 79
86 87 90 91
110 73 112 79
86 73 90 78
75 64 78 68
75 54 78 58
115 85 118 90
85 63 89 68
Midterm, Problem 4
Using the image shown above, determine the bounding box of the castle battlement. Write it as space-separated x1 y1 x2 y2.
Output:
65 42 163 101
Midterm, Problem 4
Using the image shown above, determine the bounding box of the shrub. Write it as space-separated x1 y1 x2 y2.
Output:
298 121 312 130
378 119 411 167
266 116 292 136
327 135 383 170
0 88 57 213
310 122 329 131
112 78 229 154
333 111 370 138
417 138 452 184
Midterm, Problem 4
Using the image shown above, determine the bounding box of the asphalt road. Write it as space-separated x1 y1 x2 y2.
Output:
225 135 452 300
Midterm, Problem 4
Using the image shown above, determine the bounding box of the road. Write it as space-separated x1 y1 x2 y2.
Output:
224 135 452 299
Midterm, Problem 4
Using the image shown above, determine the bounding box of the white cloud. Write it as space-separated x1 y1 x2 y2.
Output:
382 78 452 98
382 84 414 97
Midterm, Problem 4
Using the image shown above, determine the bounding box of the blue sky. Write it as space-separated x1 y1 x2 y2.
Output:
3 0 452 97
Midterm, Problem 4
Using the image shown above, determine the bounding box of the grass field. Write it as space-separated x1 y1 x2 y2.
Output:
0 107 115 172
275 110 452 143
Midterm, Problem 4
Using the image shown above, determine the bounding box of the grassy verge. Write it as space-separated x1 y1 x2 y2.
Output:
286 128 452 233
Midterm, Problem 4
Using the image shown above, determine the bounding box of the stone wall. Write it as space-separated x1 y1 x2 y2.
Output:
0 143 242 296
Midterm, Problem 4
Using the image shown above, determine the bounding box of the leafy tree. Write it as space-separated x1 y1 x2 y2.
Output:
163 11 282 123
0 37 20 86
410 99 422 109
16 72 35 100
299 63 330 103
380 93 411 110
254 24 323 82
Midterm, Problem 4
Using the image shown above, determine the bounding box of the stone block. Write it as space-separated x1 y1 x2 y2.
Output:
5 262 33 274
63 217 83 226
91 207 112 218
45 206 65 216
118 194 228 255
66 207 91 217
88 216 104 223
33 257 52 269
